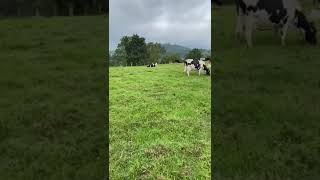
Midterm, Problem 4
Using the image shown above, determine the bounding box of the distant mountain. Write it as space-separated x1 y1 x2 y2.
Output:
161 43 191 58
161 43 210 58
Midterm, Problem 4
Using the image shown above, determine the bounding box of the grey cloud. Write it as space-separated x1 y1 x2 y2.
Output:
109 0 211 50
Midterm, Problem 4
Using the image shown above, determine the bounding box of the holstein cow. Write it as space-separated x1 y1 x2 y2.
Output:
184 59 210 76
147 63 157 67
235 0 317 47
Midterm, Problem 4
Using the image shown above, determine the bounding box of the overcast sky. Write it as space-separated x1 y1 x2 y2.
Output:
109 0 211 50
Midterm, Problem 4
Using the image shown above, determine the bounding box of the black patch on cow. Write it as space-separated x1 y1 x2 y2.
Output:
295 10 317 44
237 0 288 25
235 0 247 15
256 0 287 24
192 59 201 70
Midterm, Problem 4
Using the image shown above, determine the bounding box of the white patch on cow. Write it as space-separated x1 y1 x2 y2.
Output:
283 0 301 12
253 9 272 24
184 59 193 72
282 0 302 25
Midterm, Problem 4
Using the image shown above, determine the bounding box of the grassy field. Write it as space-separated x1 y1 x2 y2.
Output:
0 16 107 179
213 5 320 179
109 64 211 178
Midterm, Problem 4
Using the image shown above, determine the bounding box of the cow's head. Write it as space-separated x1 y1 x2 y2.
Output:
305 22 317 45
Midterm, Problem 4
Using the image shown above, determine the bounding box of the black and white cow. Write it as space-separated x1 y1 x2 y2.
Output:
184 59 210 76
235 0 317 47
147 63 157 67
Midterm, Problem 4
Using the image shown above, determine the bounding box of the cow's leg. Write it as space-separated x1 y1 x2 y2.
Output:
244 15 254 47
235 14 242 39
273 25 280 37
280 23 289 46
236 13 245 40
186 67 190 76
198 69 201 76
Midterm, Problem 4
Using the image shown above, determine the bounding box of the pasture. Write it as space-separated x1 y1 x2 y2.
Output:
0 16 107 179
109 64 211 178
213 5 320 179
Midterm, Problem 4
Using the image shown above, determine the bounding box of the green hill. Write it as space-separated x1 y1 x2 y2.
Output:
161 43 191 58
161 43 210 58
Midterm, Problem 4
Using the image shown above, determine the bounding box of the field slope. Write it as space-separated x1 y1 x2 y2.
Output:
109 64 211 179
213 5 320 179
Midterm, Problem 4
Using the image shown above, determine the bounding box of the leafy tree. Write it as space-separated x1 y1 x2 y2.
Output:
112 34 148 66
125 34 148 66
115 36 130 65
185 48 202 59
31 0 41 16
147 42 166 64
66 0 74 16
162 53 181 64
111 46 127 66
16 0 26 16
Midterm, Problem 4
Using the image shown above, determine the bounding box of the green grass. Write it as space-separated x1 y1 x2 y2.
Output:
213 6 320 179
109 64 211 179
0 16 107 179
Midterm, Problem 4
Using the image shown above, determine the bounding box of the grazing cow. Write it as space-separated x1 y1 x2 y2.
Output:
184 59 210 76
147 63 157 67
235 0 317 47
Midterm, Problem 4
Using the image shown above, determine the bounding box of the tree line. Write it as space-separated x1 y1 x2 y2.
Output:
0 0 108 17
109 34 210 67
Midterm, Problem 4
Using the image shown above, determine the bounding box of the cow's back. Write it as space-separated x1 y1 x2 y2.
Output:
237 0 302 24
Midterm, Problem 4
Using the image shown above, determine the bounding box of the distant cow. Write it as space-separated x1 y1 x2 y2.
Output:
147 63 157 67
235 0 317 47
184 59 210 76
